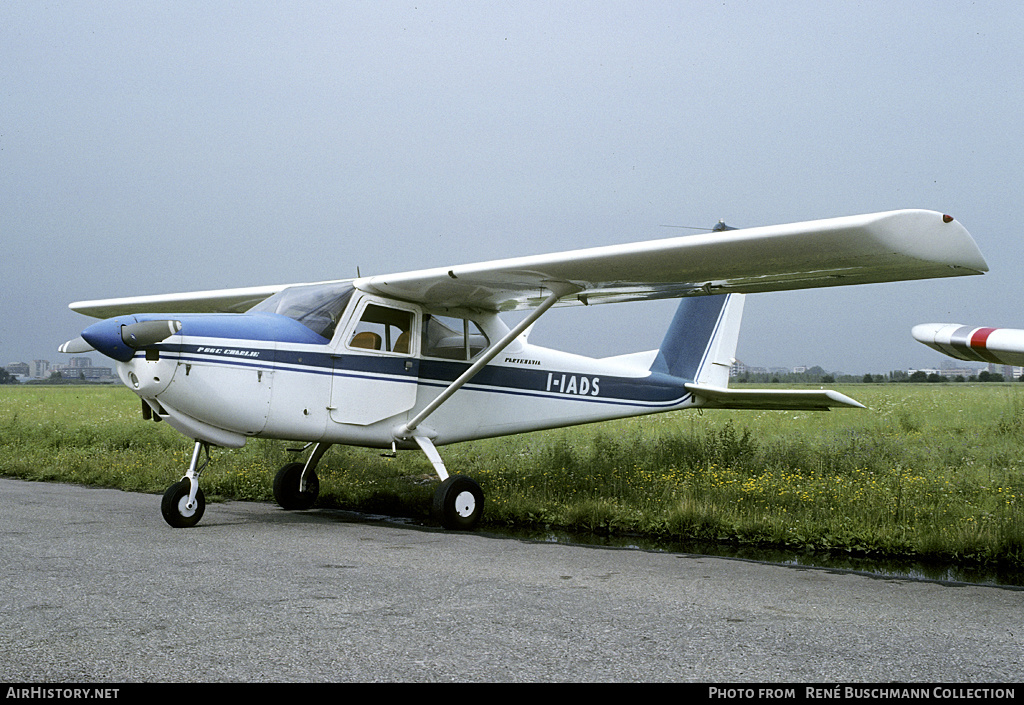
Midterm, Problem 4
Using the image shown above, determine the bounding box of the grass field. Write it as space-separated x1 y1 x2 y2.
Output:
2 383 1023 573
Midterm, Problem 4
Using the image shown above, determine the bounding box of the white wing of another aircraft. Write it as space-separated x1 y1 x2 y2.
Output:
913 324 1024 367
70 209 986 318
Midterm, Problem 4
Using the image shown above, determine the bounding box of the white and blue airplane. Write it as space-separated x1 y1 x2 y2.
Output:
60 209 986 530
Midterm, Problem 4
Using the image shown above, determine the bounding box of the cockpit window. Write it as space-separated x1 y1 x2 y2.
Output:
422 314 489 360
348 303 414 354
248 282 355 340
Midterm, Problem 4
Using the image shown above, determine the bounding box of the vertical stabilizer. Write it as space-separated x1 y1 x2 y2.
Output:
649 293 744 385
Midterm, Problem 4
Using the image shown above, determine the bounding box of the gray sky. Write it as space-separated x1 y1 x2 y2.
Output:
3 1 1021 375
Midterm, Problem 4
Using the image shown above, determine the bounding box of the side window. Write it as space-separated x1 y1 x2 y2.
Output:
422 315 490 360
348 303 414 354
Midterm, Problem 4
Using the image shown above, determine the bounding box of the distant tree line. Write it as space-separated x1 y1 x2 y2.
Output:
903 369 1019 383
734 367 1021 384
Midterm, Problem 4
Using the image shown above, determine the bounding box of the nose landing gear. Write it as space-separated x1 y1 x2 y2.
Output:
161 441 210 528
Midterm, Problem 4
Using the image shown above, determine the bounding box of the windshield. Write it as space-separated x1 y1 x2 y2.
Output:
248 282 355 340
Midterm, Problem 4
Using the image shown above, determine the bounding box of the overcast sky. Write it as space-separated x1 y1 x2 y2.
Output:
3 1 1022 375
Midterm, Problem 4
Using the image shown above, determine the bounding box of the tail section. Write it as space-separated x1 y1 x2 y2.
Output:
649 293 744 386
650 292 863 410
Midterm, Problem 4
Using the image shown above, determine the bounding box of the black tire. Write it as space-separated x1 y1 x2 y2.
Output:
161 479 206 528
273 462 320 510
432 475 484 530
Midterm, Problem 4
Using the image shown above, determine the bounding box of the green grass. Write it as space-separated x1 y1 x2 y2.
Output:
2 383 1023 570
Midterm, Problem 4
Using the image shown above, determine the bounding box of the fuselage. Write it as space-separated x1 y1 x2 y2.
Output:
95 287 697 450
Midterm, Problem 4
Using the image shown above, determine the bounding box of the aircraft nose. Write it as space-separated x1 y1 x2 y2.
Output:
79 317 183 362
81 318 138 362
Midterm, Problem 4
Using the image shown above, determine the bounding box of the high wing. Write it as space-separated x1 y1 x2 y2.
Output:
358 210 985 311
69 209 986 318
68 282 337 319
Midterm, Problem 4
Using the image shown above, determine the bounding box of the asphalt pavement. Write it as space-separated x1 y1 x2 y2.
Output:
1 477 1021 683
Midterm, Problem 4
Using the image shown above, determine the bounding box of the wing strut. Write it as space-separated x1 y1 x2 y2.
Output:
397 281 579 442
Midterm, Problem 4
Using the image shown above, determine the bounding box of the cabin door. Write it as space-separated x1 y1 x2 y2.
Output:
329 299 420 426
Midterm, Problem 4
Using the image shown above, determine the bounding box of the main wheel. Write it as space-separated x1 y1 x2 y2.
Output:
432 475 484 530
161 479 206 528
273 462 320 510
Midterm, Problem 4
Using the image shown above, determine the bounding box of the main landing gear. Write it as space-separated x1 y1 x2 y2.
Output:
160 439 485 531
273 462 321 510
432 475 484 530
273 441 327 510
272 440 485 530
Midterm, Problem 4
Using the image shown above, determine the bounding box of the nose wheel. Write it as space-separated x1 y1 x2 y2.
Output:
161 479 206 528
161 441 210 528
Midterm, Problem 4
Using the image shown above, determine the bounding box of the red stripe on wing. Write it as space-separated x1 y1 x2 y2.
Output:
969 328 1003 364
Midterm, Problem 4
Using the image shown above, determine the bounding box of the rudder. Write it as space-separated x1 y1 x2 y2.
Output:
649 293 744 385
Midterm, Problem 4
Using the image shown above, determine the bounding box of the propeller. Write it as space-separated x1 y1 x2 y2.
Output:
60 318 182 362
58 337 95 354
119 320 182 348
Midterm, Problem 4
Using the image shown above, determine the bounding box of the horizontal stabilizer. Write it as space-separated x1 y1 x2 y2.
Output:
685 383 865 411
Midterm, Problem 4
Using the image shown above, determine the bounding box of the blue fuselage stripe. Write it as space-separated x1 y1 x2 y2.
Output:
147 340 691 409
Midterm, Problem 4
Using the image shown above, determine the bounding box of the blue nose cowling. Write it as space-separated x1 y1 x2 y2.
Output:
80 317 139 362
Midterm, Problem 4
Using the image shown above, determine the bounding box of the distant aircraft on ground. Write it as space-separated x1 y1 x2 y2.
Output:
59 210 986 529
912 323 1024 367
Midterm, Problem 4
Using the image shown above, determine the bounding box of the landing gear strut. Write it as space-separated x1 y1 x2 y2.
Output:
161 441 210 528
412 434 485 530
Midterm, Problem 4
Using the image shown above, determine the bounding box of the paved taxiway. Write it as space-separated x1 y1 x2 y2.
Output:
1 477 1021 682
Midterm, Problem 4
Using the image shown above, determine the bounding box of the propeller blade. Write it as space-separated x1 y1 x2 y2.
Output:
58 336 95 354
120 320 182 348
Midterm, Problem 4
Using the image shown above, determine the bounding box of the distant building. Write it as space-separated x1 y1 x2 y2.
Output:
7 356 116 382
56 366 114 381
730 361 776 377
909 366 997 379
5 362 29 379
992 364 1022 380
